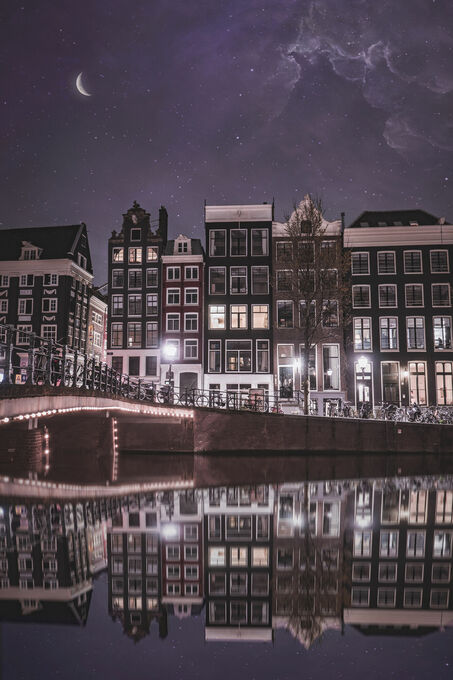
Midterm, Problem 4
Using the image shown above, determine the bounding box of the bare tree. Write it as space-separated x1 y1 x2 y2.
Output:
276 195 349 415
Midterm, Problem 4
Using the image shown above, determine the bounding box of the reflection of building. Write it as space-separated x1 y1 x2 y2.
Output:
345 478 453 634
203 485 274 641
272 482 347 646
0 224 93 359
160 489 204 618
204 204 274 400
272 214 346 414
0 497 112 626
160 236 205 391
107 493 166 642
344 210 453 408
107 201 168 382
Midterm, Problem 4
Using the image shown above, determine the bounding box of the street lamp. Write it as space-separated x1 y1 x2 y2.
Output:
163 342 177 387
357 355 369 408
401 367 409 406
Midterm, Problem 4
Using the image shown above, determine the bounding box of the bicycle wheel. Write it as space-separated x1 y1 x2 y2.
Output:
196 394 208 407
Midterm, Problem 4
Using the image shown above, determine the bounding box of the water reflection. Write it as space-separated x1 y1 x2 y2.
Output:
1 475 453 645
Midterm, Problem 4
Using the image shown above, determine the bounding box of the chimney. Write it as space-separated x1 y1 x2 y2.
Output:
158 206 168 243
340 212 345 234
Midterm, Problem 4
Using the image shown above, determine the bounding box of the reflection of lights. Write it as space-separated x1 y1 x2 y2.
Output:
0 404 194 425
357 356 369 371
162 524 178 539
355 516 371 528
327 368 333 376
0 508 4 518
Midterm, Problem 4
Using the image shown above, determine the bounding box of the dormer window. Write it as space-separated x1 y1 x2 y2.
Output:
78 253 87 269
20 241 42 261
178 241 188 253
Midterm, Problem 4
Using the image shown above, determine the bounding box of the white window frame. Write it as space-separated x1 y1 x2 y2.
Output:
18 298 33 315
377 251 396 275
403 250 422 274
166 313 180 332
432 283 451 307
433 316 452 351
352 285 371 309
405 283 424 308
225 339 252 373
40 325 57 342
208 304 226 330
128 269 142 289
42 298 58 313
256 339 270 373
230 229 247 257
208 266 226 295
430 249 449 274
147 246 158 262
112 247 124 262
351 251 370 276
184 339 198 359
0 300 8 313
230 304 248 330
166 288 180 305
184 288 199 305
406 317 425 351
251 266 269 295
128 247 142 264
379 317 399 351
353 317 372 352
378 284 397 308
209 229 226 257
184 312 198 332
251 304 269 330
167 266 181 281
184 266 198 280
230 266 248 295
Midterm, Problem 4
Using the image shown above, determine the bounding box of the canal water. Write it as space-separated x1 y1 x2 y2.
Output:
1 450 453 679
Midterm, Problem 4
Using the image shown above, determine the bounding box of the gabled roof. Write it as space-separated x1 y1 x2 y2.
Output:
164 238 204 256
347 210 448 229
0 224 87 261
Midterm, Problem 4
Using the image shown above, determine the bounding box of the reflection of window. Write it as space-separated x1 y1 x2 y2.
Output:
436 490 453 523
407 531 425 557
210 601 226 623
252 547 269 566
380 531 398 557
230 547 248 567
208 305 225 330
405 563 424 582
354 531 372 557
351 588 369 606
377 588 396 607
352 563 371 581
208 547 226 566
323 502 340 536
209 572 226 595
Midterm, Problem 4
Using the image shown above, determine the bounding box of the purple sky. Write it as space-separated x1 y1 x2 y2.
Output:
2 0 453 283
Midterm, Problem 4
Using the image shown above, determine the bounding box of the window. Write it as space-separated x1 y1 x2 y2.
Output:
185 288 198 305
430 589 449 608
257 340 269 372
129 247 142 263
145 356 157 376
405 284 424 307
111 323 123 348
209 267 226 294
128 294 141 316
112 247 124 262
0 275 9 287
226 340 252 372
230 229 246 256
351 252 369 275
146 294 157 316
185 545 198 562
251 304 269 329
112 270 124 288
407 531 425 557
230 547 248 567
351 588 370 606
166 545 180 560
208 515 221 538
128 356 139 376
178 240 188 253
352 563 371 581
251 266 269 294
352 285 370 308
41 325 57 341
409 362 427 404
230 304 247 329
404 251 422 273
146 268 158 287
377 588 396 607
128 269 142 289
379 284 397 307
130 228 141 241
277 241 293 260
147 246 158 262
252 547 269 566
208 547 226 566
230 267 247 294
185 266 198 280
18 298 33 315
432 284 450 307
323 344 340 390
277 301 293 328
208 305 225 330
41 298 57 313
354 318 372 351
184 525 198 541
20 274 34 287
127 323 142 347
111 295 123 316
251 228 268 255
436 490 453 523
184 339 198 358
409 490 427 524
430 250 449 273
146 322 158 348
276 270 292 292
208 340 221 372
209 230 226 256
322 300 338 327
377 251 396 274
432 563 451 583
166 313 180 331
436 362 453 405
167 288 180 305
167 267 180 281
434 317 452 349
405 563 424 582
380 531 398 557
407 317 425 350
184 313 198 331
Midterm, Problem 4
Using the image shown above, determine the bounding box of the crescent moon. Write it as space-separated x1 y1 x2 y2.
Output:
76 72 92 97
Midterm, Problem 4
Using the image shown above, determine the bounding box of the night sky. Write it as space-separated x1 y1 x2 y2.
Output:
2 0 453 283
